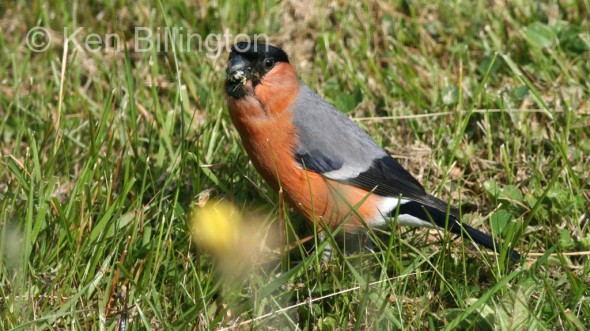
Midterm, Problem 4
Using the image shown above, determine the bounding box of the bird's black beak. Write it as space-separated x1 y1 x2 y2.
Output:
227 54 251 78
225 54 252 99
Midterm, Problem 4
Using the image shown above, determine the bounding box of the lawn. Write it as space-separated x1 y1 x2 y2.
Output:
1 0 589 329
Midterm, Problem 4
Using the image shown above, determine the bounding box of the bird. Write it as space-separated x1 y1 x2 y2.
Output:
223 41 520 262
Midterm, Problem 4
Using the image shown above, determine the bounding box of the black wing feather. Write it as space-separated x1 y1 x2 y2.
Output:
347 156 430 204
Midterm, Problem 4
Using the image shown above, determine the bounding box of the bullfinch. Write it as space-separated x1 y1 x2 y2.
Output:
224 42 520 261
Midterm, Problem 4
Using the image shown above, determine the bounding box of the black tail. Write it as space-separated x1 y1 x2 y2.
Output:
456 223 521 262
396 199 521 262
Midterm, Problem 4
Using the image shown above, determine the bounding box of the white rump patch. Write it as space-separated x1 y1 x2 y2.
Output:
395 214 434 228
370 197 433 228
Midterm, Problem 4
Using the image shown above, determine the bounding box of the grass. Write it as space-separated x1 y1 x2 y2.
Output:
1 0 589 329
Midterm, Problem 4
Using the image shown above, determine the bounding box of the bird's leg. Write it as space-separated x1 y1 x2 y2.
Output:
318 232 333 263
363 231 376 253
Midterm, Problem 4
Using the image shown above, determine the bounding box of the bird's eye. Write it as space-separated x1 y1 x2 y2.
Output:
263 57 275 69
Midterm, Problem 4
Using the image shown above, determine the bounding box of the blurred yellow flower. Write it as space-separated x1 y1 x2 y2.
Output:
189 199 240 256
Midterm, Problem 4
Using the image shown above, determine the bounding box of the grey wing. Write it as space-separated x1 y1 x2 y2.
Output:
291 84 386 179
291 83 428 201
